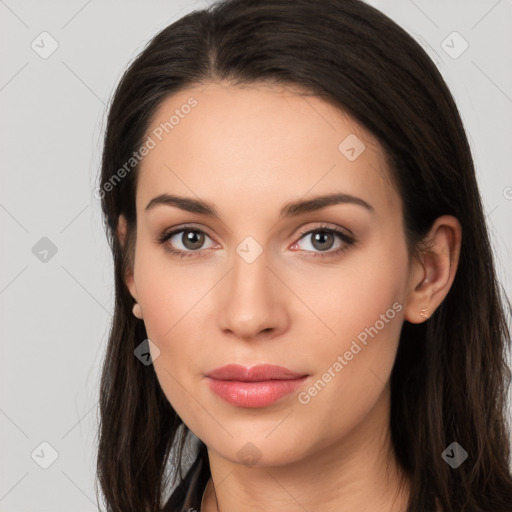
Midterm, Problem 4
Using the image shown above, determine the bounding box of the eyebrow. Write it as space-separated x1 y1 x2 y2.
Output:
145 192 375 217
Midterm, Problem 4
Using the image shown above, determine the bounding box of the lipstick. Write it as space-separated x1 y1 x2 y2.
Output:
205 364 309 408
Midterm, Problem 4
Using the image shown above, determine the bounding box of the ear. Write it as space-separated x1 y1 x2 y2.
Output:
403 215 462 324
117 214 138 303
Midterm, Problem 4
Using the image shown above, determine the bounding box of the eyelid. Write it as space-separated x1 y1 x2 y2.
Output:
294 222 355 240
157 222 216 241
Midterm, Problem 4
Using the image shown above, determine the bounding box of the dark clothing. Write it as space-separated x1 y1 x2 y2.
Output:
163 454 210 512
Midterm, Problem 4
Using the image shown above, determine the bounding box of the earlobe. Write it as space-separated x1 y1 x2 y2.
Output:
403 215 462 324
132 302 143 320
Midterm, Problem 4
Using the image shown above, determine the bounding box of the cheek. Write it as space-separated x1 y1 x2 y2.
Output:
290 232 407 347
134 237 209 338
134 262 206 416
132 244 217 394
288 235 408 409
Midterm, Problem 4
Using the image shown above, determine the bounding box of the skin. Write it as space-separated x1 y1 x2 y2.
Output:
118 81 461 512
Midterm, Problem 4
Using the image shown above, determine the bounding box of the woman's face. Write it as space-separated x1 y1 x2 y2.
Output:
123 81 415 466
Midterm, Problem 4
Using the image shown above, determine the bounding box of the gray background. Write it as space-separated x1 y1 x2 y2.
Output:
1 0 511 510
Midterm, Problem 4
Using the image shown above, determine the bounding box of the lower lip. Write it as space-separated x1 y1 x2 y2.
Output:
206 376 308 408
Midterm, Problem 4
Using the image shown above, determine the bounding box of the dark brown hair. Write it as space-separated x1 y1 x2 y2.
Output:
95 0 512 510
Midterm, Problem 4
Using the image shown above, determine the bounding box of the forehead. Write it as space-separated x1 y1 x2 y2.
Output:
136 81 398 216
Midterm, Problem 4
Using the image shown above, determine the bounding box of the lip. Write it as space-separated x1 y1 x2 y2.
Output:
206 364 309 408
207 363 306 381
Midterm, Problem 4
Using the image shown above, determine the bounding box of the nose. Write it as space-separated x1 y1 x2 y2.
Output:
217 250 290 341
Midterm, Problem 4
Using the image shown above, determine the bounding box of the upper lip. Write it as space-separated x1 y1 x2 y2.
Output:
206 364 307 381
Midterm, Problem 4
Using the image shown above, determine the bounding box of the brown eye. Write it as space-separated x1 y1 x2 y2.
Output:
181 230 205 250
291 225 356 259
157 226 217 258
310 231 335 251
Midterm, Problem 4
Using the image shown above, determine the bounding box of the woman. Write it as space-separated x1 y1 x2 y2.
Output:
95 0 512 511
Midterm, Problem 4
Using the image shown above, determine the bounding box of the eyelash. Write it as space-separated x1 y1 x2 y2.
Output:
156 224 356 260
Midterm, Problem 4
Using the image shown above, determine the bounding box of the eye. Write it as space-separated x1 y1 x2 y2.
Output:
156 226 218 258
156 223 356 260
290 225 356 258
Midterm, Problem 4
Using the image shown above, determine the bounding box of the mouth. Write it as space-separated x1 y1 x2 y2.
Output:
205 364 310 408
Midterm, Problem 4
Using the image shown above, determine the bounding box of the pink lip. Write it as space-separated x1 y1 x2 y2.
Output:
206 364 309 408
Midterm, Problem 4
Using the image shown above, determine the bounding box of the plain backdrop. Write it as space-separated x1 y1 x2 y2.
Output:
1 0 511 510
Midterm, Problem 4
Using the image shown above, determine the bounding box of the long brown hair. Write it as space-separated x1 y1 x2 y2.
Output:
95 1 512 510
